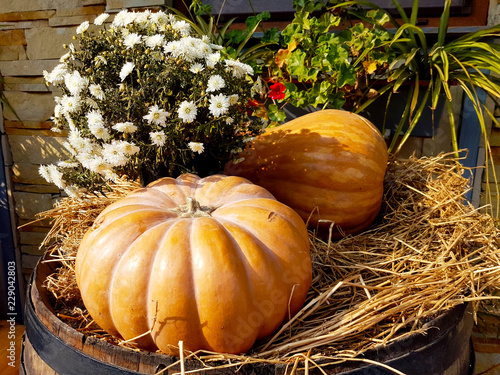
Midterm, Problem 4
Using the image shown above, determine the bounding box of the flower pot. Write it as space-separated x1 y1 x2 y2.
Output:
360 84 447 138
21 257 475 375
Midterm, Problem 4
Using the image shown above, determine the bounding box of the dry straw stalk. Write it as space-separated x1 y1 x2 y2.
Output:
37 152 500 372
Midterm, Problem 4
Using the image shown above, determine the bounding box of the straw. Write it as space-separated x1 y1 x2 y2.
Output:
36 151 500 372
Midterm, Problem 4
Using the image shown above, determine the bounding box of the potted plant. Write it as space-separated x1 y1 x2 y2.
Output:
39 9 265 194
244 0 499 216
262 0 499 149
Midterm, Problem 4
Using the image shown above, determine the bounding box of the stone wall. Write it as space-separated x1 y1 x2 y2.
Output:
0 0 172 289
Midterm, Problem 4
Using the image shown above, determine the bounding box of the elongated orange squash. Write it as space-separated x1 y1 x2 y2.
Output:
75 173 312 355
225 109 388 237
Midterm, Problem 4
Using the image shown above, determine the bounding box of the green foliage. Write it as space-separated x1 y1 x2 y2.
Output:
267 0 395 112
329 0 500 218
40 10 263 195
167 0 279 70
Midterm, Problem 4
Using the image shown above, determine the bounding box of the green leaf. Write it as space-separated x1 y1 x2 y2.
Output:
287 50 314 80
261 27 281 43
246 11 271 31
409 0 419 25
267 104 287 122
437 0 451 46
306 81 331 107
395 84 432 154
365 9 390 26
281 23 303 45
225 29 247 45
336 63 356 87
445 98 459 156
292 0 306 11
327 92 346 109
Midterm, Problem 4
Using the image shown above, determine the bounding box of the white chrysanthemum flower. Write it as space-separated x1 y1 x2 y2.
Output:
229 94 239 105
43 63 68 85
123 33 142 49
76 21 89 34
64 70 88 96
172 20 191 36
86 110 105 127
225 59 254 78
103 143 129 167
53 103 63 118
189 63 204 74
88 156 112 175
94 13 109 25
179 37 208 60
209 94 230 117
39 165 52 182
149 11 169 26
85 98 99 109
60 95 81 114
64 185 86 198
188 142 204 154
50 124 62 132
164 40 183 57
57 160 80 168
88 123 111 141
68 130 85 151
94 55 107 67
144 34 165 49
64 113 76 131
134 10 151 27
76 152 93 169
112 122 138 133
112 10 134 27
225 117 234 125
178 101 197 123
143 105 170 126
89 84 105 100
166 14 177 23
150 131 166 146
63 141 78 157
104 170 121 182
47 164 66 189
119 62 135 81
59 51 72 62
206 52 220 68
117 141 140 155
206 74 225 92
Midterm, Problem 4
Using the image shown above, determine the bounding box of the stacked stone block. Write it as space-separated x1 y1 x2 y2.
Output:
0 0 171 287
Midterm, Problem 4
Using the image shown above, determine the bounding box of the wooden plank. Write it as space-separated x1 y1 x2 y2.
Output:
21 336 58 375
0 320 25 375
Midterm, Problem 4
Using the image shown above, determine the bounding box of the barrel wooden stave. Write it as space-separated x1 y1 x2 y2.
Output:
22 258 475 375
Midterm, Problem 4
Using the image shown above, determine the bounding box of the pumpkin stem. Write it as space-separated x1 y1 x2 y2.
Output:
175 197 213 218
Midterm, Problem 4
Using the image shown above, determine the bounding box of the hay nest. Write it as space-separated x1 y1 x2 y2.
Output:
38 152 500 370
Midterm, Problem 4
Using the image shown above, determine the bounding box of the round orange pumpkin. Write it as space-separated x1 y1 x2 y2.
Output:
224 109 388 237
75 173 312 355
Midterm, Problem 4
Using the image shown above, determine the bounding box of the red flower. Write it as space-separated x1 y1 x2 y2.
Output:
246 99 263 116
269 82 286 100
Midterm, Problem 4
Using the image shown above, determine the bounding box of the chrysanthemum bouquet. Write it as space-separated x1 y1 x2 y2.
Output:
40 9 264 196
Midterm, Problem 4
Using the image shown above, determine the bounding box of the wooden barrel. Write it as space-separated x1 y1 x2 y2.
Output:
21 259 476 375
